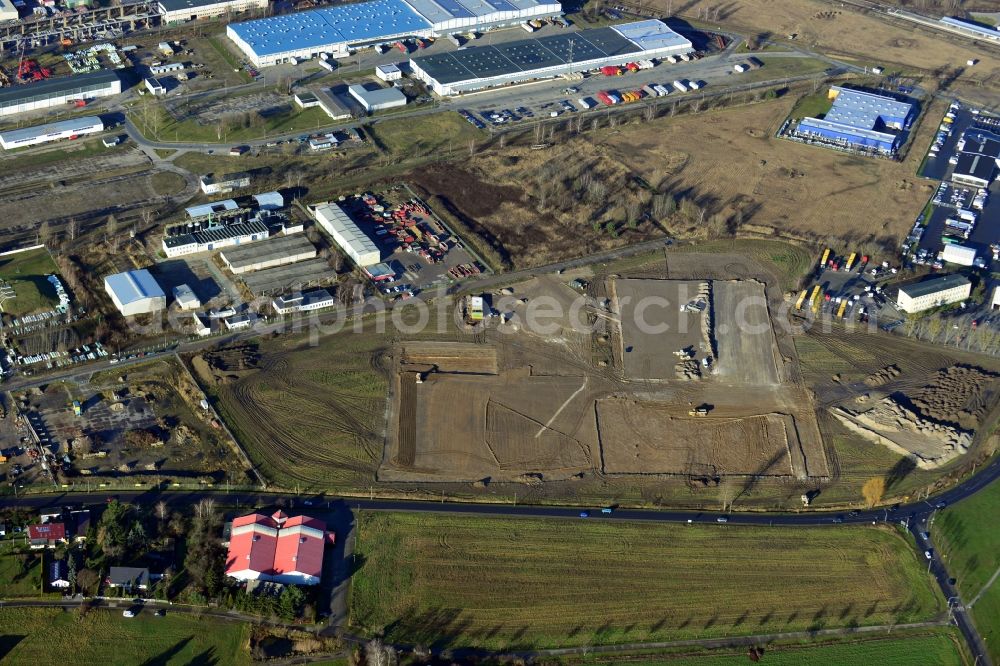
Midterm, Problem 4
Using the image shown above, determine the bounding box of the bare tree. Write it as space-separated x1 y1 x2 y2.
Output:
66 217 78 242
37 220 51 246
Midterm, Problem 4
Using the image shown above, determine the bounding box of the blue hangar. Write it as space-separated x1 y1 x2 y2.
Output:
227 0 562 67
795 86 914 155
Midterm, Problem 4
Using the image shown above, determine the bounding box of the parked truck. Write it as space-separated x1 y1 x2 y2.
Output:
672 80 688 92
578 97 594 109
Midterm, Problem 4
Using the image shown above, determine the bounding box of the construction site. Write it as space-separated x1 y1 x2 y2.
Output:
381 265 829 485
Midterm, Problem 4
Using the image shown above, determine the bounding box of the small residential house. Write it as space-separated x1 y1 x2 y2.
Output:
106 566 150 591
50 560 70 589
70 509 91 543
28 523 66 549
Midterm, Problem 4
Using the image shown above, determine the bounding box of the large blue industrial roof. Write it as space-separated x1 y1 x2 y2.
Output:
314 0 431 42
825 86 912 130
230 0 432 57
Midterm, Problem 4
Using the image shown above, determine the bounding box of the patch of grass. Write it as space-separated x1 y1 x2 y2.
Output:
369 112 483 157
207 35 252 83
350 512 943 650
0 551 44 597
150 171 187 196
0 247 60 316
789 89 834 120
561 629 965 664
672 239 813 292
130 103 335 144
937 477 1000 661
737 56 829 83
154 148 177 159
0 607 251 665
0 137 121 170
206 333 389 490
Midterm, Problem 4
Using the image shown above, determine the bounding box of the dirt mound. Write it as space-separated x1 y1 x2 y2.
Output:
864 365 901 387
906 365 1000 430
833 396 973 469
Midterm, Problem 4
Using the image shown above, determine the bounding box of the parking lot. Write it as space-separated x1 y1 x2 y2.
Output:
913 103 1000 267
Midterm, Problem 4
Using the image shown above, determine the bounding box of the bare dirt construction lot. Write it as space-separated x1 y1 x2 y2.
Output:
602 96 932 247
384 344 604 483
383 268 829 483
597 399 800 477
613 279 711 380
713 280 781 385
661 0 1000 100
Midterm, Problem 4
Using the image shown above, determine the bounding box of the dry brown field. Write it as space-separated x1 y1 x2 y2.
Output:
603 96 935 246
666 0 1000 90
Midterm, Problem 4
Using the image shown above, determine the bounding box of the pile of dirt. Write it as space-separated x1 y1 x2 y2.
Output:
907 365 1000 430
192 345 260 386
833 396 972 469
864 365 901 387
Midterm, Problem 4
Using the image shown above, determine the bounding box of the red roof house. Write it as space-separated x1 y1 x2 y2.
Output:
224 511 331 585
28 523 66 548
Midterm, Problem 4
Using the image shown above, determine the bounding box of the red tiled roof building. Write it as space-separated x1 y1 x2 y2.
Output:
225 511 331 585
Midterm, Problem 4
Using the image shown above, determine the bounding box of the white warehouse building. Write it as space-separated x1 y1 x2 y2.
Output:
0 116 103 150
0 70 122 117
158 0 268 23
226 0 561 67
313 202 381 266
105 269 167 316
896 274 971 314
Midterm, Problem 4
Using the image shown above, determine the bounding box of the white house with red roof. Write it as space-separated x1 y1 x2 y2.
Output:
224 511 333 586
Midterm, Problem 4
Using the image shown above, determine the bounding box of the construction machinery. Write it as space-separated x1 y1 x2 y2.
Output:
688 403 713 417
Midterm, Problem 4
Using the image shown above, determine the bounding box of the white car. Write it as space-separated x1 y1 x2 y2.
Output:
123 610 136 618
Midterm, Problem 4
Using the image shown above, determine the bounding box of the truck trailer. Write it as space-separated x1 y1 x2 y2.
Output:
672 80 688 92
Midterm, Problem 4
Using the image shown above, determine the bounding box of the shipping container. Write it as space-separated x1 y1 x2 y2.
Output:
654 84 670 96
600 65 622 76
521 21 535 32
672 80 688 92
642 84 658 97
578 97 593 109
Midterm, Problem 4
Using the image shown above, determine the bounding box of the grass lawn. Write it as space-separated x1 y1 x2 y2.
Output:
737 56 829 84
0 551 43 598
671 238 813 292
369 111 483 158
350 513 943 651
149 171 187 196
0 136 122 171
562 630 965 665
936 477 1000 661
0 247 60 316
789 89 834 120
130 102 334 144
0 608 251 665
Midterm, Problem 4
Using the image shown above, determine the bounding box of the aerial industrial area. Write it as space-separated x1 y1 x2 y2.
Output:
1 0 1000 662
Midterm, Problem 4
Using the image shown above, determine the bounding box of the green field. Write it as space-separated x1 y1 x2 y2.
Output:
937 477 1000 661
0 608 250 664
671 238 813 292
350 513 943 650
0 552 44 598
369 111 483 158
206 333 389 490
563 630 964 665
130 101 334 144
789 89 834 120
0 247 60 316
